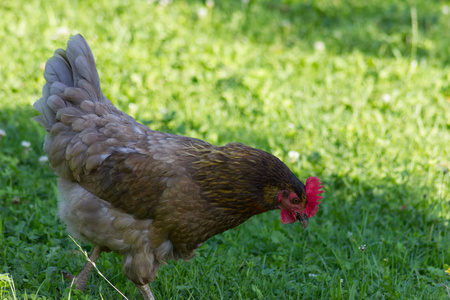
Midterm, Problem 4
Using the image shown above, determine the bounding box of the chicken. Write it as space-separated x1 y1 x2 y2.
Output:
33 35 324 299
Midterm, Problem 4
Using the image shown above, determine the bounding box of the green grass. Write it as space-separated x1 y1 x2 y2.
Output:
1 0 449 299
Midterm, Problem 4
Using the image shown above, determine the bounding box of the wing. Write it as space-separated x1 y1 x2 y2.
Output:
55 100 212 219
74 121 212 220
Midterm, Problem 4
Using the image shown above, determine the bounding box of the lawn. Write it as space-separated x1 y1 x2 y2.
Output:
0 0 449 299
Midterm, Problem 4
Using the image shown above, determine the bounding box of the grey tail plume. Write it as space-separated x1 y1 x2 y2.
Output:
33 34 112 131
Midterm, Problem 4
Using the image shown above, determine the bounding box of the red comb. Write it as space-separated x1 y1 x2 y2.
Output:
305 176 324 218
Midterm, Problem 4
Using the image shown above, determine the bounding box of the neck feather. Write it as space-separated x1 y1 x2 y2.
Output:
190 142 298 219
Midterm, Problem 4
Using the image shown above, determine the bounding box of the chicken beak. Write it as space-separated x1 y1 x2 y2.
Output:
296 212 309 229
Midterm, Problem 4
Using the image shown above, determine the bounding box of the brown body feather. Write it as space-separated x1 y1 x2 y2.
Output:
34 35 307 289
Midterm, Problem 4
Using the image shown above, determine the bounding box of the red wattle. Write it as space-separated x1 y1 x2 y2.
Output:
280 209 296 224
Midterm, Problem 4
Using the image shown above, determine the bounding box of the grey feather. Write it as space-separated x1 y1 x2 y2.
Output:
66 35 102 98
34 34 111 132
44 56 73 87
50 82 69 96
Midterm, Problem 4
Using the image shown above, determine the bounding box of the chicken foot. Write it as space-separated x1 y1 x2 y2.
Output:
137 284 155 300
62 245 102 291
63 245 155 299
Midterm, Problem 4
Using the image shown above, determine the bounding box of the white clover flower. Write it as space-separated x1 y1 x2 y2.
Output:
442 5 449 15
340 278 344 283
281 20 292 28
39 156 49 165
314 41 326 52
381 94 391 102
51 27 71 40
206 0 214 8
12 196 21 204
128 103 138 114
359 244 367 252
197 7 207 18
0 129 5 141
288 151 300 163
22 141 31 154
158 0 172 6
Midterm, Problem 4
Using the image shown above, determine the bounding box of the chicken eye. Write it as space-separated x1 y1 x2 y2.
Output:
292 198 300 204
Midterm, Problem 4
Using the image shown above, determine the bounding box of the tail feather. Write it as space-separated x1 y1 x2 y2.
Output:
33 34 142 180
44 51 73 87
66 36 99 86
33 34 111 132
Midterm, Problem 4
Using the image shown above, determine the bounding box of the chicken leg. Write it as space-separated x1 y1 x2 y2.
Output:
63 245 102 291
137 284 155 300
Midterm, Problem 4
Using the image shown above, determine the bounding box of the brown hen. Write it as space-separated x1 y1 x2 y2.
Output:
33 35 323 299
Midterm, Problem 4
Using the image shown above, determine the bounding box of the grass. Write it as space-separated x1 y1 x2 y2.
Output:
0 0 449 298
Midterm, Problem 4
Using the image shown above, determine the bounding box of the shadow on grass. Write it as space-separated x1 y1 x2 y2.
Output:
187 0 448 63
